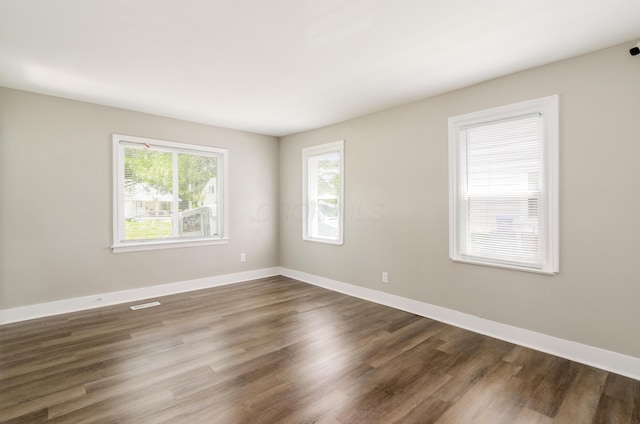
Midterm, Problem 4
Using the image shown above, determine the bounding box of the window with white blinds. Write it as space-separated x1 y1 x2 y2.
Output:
449 96 559 274
112 134 228 253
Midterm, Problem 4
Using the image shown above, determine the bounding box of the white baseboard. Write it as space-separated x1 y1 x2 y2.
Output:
280 267 640 381
0 267 280 325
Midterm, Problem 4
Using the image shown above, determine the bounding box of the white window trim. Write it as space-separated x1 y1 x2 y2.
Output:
302 140 345 245
448 95 559 274
112 134 229 253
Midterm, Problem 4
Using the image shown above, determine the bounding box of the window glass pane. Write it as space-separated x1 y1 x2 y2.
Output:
123 147 174 241
312 152 340 239
465 116 541 195
465 196 540 264
178 154 218 238
316 153 340 197
315 198 339 239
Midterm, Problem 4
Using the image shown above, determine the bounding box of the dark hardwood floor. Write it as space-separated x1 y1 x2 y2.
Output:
1 276 639 423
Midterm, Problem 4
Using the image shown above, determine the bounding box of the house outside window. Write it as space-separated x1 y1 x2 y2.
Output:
112 134 228 252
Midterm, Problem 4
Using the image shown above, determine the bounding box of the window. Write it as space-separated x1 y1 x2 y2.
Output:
448 96 559 274
112 134 228 252
303 140 344 245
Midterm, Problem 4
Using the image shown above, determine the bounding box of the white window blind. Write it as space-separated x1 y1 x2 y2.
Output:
461 114 542 267
449 96 558 274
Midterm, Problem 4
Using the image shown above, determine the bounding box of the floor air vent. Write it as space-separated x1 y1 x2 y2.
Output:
130 301 161 310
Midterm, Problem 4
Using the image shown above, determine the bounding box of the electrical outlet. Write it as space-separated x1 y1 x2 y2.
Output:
240 253 246 262
382 272 388 283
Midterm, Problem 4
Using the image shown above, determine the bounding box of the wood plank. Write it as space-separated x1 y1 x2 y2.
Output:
592 394 634 424
512 407 553 424
553 366 607 423
434 360 524 424
527 357 580 418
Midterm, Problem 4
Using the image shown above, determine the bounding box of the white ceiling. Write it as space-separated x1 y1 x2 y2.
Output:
1 1 639 137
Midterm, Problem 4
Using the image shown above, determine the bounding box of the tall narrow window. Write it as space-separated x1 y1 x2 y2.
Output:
303 140 344 245
449 96 558 274
113 134 228 252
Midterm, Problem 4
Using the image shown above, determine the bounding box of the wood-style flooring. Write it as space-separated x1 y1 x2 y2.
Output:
1 276 639 423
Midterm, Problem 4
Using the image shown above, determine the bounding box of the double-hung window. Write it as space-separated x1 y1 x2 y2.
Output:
112 134 228 252
302 140 344 245
448 96 559 274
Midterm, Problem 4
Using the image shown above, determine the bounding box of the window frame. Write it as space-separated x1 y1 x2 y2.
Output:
112 134 229 253
448 96 559 274
302 140 345 245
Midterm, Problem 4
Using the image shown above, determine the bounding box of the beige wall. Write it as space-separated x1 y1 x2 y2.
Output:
0 87 279 309
279 42 640 358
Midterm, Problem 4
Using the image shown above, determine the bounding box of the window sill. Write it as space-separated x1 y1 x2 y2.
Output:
303 238 344 246
112 237 229 253
450 257 557 275
303 236 343 246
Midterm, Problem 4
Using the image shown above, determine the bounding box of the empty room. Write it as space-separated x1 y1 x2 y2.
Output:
1 1 640 423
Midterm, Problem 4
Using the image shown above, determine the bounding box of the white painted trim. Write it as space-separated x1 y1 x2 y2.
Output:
279 267 640 381
0 267 279 325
